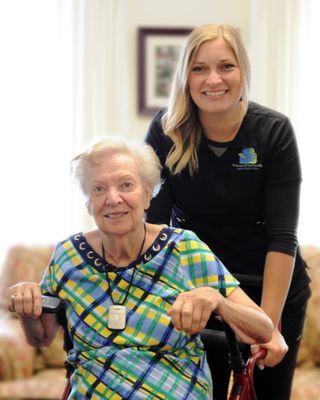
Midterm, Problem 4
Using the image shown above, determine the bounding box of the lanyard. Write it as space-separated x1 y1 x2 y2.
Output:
101 223 146 305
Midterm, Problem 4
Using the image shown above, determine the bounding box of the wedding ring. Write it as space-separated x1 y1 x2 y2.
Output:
9 293 22 312
11 292 22 299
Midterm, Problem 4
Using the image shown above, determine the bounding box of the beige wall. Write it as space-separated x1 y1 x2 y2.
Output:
124 0 250 138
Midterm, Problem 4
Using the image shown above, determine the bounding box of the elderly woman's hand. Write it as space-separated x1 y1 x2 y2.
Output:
6 282 59 347
6 281 43 318
168 287 221 335
251 328 288 369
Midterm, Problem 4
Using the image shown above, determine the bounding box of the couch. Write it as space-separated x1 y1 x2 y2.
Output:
0 244 319 399
0 245 67 400
290 246 320 400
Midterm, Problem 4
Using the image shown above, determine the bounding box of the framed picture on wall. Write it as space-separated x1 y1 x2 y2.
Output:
137 27 192 116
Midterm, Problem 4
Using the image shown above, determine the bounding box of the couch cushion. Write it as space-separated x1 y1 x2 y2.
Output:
0 368 66 399
298 246 320 365
0 244 66 370
0 245 54 309
0 318 36 380
292 367 320 400
38 328 66 368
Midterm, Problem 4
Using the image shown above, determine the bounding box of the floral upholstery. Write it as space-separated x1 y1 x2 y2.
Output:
291 246 320 400
0 244 319 399
0 245 54 309
0 318 35 381
0 245 66 400
0 369 66 400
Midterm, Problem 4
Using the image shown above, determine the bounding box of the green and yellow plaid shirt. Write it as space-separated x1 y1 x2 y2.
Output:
41 227 239 399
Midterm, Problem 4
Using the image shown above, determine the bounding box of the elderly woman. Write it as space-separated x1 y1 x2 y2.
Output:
7 137 272 400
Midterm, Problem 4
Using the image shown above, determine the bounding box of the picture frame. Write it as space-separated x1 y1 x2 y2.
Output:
137 27 192 116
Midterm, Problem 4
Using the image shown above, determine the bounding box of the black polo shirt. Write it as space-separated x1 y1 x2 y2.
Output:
145 102 310 300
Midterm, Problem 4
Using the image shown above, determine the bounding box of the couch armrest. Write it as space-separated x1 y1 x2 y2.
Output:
0 317 36 381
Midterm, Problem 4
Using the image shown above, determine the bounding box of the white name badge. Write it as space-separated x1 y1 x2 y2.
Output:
108 305 126 330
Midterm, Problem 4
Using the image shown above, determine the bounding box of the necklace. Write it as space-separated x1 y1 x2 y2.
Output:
101 223 146 330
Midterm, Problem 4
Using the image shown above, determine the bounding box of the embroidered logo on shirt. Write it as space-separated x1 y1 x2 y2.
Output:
239 148 257 164
232 148 262 170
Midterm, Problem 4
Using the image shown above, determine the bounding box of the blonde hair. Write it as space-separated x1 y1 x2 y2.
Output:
163 24 251 175
71 136 162 197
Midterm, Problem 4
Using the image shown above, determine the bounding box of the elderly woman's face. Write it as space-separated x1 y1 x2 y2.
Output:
86 152 151 237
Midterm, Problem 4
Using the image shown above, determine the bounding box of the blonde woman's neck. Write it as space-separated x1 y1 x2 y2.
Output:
199 103 246 143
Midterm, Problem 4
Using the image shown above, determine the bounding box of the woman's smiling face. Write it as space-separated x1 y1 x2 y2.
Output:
86 152 151 237
188 37 243 119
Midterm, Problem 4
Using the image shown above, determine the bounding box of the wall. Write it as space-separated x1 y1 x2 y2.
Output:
1 1 317 254
124 0 250 138
59 0 251 235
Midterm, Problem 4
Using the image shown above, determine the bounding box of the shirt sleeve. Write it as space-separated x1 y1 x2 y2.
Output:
145 110 174 225
265 185 300 257
263 116 301 256
264 116 301 189
177 230 239 296
39 243 61 296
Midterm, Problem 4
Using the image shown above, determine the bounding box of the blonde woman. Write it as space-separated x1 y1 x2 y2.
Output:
145 24 311 400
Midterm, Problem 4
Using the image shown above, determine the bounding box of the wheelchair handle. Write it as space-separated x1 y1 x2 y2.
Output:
246 348 267 400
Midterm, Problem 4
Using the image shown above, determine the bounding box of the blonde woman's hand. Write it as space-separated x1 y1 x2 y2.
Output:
251 328 288 369
6 282 43 318
168 287 221 335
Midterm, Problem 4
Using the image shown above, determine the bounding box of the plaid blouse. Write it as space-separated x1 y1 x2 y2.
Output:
40 227 239 400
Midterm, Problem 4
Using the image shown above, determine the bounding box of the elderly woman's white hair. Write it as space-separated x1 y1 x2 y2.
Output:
71 136 162 198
